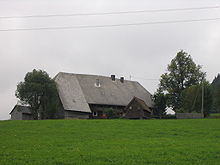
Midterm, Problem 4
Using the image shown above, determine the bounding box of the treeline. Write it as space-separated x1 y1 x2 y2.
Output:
153 50 220 117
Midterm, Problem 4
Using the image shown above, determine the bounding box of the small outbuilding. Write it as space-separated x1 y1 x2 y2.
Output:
10 105 33 120
124 97 152 119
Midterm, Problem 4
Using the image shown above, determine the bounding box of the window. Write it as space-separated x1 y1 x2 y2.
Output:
93 111 98 116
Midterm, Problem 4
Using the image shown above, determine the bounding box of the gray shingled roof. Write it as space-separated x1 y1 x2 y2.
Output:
54 72 154 113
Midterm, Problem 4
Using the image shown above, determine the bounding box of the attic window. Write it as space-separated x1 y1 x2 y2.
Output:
95 79 101 87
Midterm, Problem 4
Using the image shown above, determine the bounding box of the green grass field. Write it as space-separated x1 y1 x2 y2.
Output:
0 119 220 165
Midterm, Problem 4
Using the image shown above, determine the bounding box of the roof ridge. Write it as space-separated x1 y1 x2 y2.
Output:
55 72 137 83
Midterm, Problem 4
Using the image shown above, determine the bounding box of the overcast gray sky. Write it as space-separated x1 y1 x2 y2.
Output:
1 0 220 120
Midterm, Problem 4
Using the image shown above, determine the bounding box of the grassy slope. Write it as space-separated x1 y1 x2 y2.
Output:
0 119 220 165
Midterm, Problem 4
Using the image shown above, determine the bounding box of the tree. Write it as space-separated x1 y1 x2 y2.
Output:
159 50 206 111
180 82 212 117
215 85 220 111
153 89 167 118
15 69 59 119
211 74 220 113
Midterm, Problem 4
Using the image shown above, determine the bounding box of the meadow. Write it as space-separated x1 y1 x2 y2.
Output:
0 119 220 165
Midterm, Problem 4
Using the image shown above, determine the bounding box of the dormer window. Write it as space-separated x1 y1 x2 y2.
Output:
95 79 101 87
111 75 116 81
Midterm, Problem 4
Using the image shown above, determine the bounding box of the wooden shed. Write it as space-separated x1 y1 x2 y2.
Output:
10 105 33 120
124 97 152 119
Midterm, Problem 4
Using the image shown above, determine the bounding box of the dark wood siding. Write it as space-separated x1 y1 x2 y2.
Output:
64 110 90 119
22 113 34 120
89 104 125 119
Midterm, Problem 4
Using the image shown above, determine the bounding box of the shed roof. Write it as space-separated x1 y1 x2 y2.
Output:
54 72 154 113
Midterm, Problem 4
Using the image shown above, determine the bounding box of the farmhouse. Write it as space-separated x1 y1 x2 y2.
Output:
10 72 154 119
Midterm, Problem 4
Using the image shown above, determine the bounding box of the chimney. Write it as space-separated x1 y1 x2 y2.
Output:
120 77 124 83
111 75 116 81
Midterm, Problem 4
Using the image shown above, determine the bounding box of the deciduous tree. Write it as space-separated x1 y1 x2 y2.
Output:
153 89 167 118
159 50 206 111
15 69 59 119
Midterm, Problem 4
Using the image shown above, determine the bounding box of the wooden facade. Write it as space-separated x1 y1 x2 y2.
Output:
10 97 152 120
64 110 90 119
89 104 124 119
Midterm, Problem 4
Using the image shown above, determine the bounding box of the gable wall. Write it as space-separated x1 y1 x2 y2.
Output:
10 108 22 120
124 100 151 119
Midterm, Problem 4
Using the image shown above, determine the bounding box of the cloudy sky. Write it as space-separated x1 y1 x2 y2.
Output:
0 0 220 120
